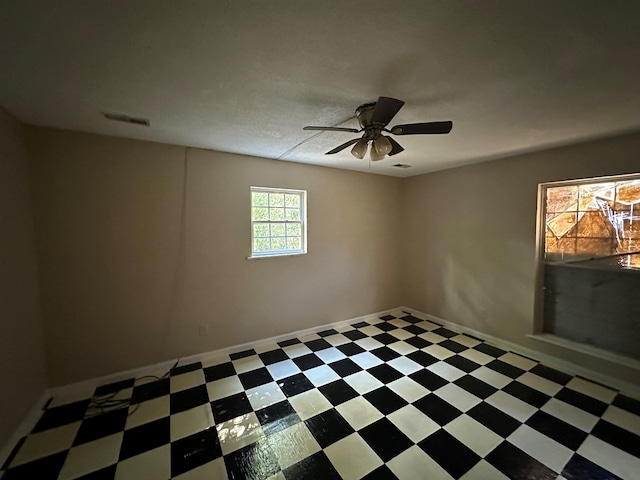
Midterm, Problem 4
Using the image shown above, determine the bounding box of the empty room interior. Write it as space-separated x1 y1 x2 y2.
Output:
2 2 640 479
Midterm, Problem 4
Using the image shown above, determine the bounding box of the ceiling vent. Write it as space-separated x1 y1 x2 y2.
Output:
103 112 150 126
392 163 412 169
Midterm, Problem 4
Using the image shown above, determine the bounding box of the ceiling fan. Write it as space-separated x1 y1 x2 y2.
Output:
303 96 452 161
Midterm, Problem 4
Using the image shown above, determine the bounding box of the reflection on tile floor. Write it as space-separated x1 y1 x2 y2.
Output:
2 310 640 479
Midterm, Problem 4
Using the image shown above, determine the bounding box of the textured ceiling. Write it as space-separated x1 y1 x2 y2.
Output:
1 1 640 177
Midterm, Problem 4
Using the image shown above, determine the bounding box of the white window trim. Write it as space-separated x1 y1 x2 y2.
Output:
248 186 307 259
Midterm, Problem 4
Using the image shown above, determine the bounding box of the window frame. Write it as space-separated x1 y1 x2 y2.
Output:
248 186 307 259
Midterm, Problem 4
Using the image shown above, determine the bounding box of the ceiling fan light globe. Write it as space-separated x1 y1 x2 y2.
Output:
374 136 393 156
370 147 385 162
350 138 368 159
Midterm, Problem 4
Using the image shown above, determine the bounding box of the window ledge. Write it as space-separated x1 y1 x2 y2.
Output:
247 252 307 260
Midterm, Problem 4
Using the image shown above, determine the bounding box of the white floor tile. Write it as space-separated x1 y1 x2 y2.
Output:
350 352 383 370
450 335 481 348
324 434 383 480
415 320 440 331
170 403 215 441
233 356 265 374
435 384 481 412
444 415 502 457
498 352 537 371
389 329 413 341
115 445 170 480
470 366 512 389
420 332 448 345
355 337 385 351
126 396 170 429
324 334 351 347
486 391 537 422
288 389 332 420
264 422 320 469
578 436 640 480
388 356 422 375
170 370 206 393
304 365 340 387
216 412 264 455
541 398 599 432
266 359 301 380
423 344 455 360
387 445 453 480
360 325 384 337
315 347 347 364
459 349 494 365
344 371 384 395
517 372 563 396
10 422 80 467
602 405 640 436
246 382 286 410
566 377 617 403
58 433 123 480
427 361 465 382
387 377 428 403
388 341 418 355
508 424 573 473
336 397 383 430
388 405 439 443
254 343 281 354
459 460 509 480
282 343 312 358
206 376 245 401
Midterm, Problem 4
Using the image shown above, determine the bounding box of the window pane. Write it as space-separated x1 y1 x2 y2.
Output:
269 208 284 221
252 192 268 207
269 193 285 207
286 208 300 221
285 194 300 208
270 224 285 236
287 237 301 250
253 224 269 237
254 238 270 252
252 207 268 221
286 223 301 236
271 237 286 251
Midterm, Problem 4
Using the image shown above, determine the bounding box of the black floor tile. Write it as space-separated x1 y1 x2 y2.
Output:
445 355 480 373
432 327 457 338
329 358 362 377
171 362 202 376
73 408 128 445
278 338 301 348
591 419 640 457
223 439 279 480
305 338 332 351
409 369 448 391
486 359 525 379
503 381 550 408
375 322 398 332
170 384 209 414
474 343 506 358
256 400 301 435
342 330 367 341
367 364 403 384
406 350 438 367
278 373 315 397
292 354 324 371
525 411 588 451
75 464 117 479
319 379 359 406
211 392 253 423
239 368 274 390
555 387 608 416
204 362 236 383
380 314 396 321
305 409 354 448
351 321 369 328
364 386 408 415
467 402 521 437
318 328 339 337
230 349 256 360
362 465 398 480
130 377 170 404
337 343 366 357
372 333 399 345
418 429 480 478
530 364 572 385
371 346 401 362
401 314 423 323
439 339 467 353
405 336 431 349
283 451 341 480
454 375 497 399
32 399 90 433
94 378 135 396
413 394 462 426
3 451 67 480
2 436 25 471
259 349 290 365
359 418 413 461
171 428 222 477
561 453 622 480
119 417 170 460
403 324 427 335
612 393 640 416
486 441 557 480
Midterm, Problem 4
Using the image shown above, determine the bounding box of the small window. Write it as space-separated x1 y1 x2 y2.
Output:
250 186 307 258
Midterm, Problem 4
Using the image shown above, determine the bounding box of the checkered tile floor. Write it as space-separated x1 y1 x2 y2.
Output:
3 311 640 479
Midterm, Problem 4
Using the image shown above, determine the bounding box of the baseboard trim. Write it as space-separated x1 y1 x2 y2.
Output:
400 306 640 399
50 307 404 400
0 389 51 471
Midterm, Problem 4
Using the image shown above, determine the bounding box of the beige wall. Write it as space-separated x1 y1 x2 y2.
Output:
28 128 403 385
402 131 640 386
0 110 47 446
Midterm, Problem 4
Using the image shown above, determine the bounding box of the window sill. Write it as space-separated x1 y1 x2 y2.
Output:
247 251 307 260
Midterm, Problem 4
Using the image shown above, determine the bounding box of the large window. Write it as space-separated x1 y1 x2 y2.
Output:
250 187 306 258
543 175 640 268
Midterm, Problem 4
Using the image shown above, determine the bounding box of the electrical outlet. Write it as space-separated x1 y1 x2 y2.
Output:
198 324 208 336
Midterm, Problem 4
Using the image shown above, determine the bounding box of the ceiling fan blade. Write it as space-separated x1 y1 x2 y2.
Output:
303 126 360 133
387 137 404 156
370 97 405 126
325 138 361 155
390 121 453 135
